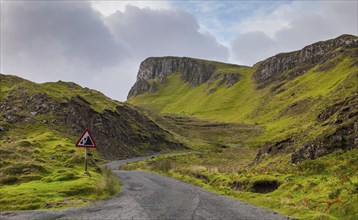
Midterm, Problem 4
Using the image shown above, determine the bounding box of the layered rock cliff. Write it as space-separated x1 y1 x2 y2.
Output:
127 35 358 165
128 57 242 98
253 35 358 87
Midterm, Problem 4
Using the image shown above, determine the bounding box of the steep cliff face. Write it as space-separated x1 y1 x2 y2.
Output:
128 57 241 98
253 35 358 87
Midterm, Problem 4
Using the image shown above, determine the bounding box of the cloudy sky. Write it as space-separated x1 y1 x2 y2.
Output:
1 1 357 101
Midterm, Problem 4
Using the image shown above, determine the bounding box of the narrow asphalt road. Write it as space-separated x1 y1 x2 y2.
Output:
1 156 293 220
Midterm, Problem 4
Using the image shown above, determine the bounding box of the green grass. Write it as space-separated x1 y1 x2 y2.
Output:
0 124 120 210
0 75 120 211
142 113 264 150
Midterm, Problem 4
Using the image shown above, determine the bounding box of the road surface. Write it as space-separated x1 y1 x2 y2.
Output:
1 155 293 220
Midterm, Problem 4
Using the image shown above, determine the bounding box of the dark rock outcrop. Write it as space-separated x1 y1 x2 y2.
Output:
290 121 358 164
252 94 358 165
128 57 215 98
207 73 241 88
251 138 295 165
0 81 184 160
128 57 241 98
253 35 358 87
61 97 184 159
291 95 358 164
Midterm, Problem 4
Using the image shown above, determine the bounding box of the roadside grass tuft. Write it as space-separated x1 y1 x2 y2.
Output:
96 167 121 196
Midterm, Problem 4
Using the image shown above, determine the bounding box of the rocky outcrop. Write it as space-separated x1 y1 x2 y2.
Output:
290 121 358 164
0 76 184 160
252 94 358 165
251 138 295 165
207 73 241 88
61 97 184 159
253 35 358 87
128 57 241 98
291 95 358 164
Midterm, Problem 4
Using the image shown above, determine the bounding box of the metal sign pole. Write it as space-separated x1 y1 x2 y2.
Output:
84 148 91 177
84 147 88 173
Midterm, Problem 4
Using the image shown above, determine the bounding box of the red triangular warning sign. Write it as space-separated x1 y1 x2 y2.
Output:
76 128 96 148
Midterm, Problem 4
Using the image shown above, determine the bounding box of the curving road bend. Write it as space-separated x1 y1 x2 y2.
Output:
1 156 293 220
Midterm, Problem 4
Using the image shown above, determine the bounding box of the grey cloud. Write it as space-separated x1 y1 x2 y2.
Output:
106 5 229 62
1 2 229 101
231 31 278 65
1 1 130 71
231 1 358 66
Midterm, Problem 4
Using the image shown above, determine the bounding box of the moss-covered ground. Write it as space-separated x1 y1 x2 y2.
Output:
0 124 120 210
0 75 122 210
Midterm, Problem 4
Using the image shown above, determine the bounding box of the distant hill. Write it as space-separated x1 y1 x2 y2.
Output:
127 34 358 163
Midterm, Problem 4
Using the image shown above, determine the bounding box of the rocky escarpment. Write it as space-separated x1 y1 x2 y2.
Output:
128 57 241 98
61 97 183 159
253 35 358 87
0 75 184 160
252 94 358 165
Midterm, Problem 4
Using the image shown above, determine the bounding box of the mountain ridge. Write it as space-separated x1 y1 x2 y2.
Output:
253 34 358 87
129 34 357 98
128 56 244 99
127 34 358 162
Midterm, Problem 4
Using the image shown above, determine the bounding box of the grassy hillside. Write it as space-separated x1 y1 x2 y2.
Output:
0 75 123 210
0 74 182 210
128 46 357 148
125 35 358 219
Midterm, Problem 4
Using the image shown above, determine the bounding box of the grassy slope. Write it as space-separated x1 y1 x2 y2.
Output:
144 113 265 150
126 52 358 219
129 55 357 147
0 75 120 210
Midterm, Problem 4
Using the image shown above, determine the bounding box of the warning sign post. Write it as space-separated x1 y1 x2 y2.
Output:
75 128 96 176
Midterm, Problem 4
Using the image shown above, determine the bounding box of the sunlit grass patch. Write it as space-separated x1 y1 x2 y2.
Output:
0 125 119 211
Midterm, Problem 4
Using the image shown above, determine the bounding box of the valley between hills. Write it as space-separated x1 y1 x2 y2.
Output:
0 34 357 219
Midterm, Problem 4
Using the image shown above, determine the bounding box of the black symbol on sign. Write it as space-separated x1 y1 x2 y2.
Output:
80 136 93 146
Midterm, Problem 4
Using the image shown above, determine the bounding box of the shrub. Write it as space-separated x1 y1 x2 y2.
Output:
1 176 18 185
19 141 32 147
152 159 173 172
96 167 120 196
